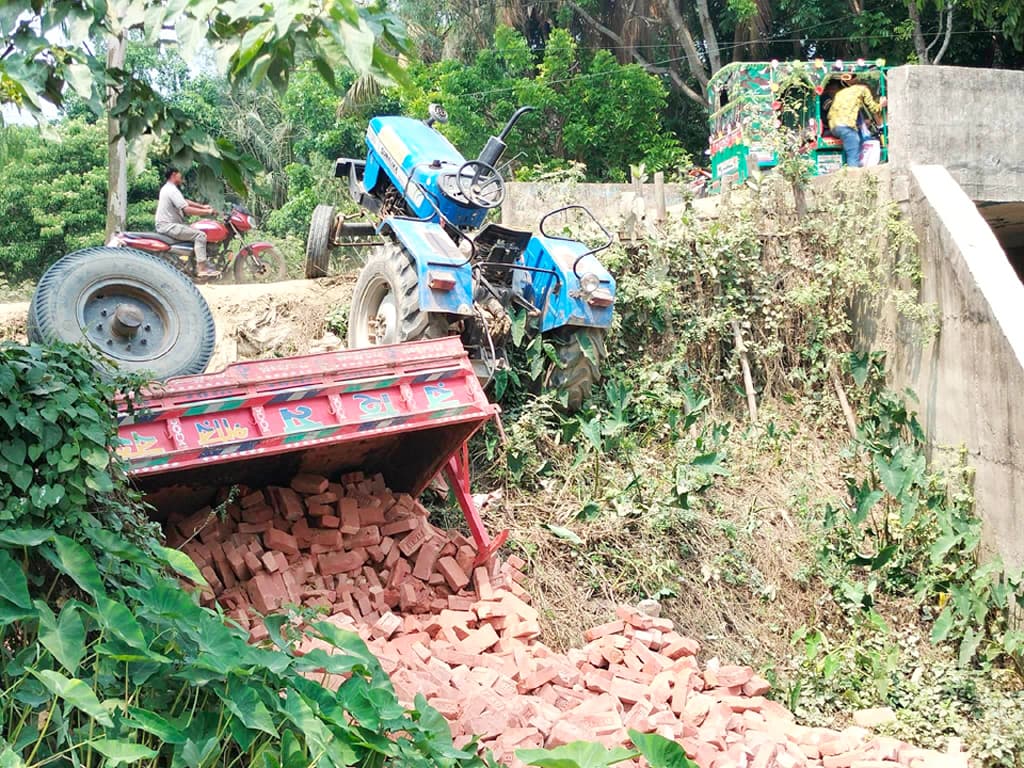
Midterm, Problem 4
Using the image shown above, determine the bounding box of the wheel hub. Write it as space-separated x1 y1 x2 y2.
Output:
79 279 177 363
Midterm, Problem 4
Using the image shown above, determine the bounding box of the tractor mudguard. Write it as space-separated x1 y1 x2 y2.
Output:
513 234 617 333
382 218 474 316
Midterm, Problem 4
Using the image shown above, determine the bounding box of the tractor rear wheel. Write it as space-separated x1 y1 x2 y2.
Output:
347 243 449 347
28 247 215 380
305 204 336 278
543 327 606 411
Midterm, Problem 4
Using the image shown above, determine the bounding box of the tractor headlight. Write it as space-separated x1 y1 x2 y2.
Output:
579 272 600 295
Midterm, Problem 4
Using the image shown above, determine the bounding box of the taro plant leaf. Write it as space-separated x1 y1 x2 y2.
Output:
958 626 982 667
544 524 583 546
90 739 159 766
850 484 883 526
580 418 603 452
628 730 698 768
518 741 638 768
36 601 85 674
281 730 307 768
221 682 278 737
95 595 148 650
34 669 114 727
124 707 186 744
691 451 729 476
51 535 104 596
0 745 26 768
874 454 907 499
283 690 358 767
181 737 219 768
849 351 870 387
155 545 207 585
0 528 54 546
931 605 955 643
310 620 383 671
0 549 31 608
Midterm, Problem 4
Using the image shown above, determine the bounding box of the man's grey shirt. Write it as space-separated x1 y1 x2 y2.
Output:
155 182 187 229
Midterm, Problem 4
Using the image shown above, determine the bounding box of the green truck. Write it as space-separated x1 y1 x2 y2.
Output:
706 59 889 192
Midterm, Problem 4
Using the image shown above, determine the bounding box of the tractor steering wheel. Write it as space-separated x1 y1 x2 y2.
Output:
455 160 506 209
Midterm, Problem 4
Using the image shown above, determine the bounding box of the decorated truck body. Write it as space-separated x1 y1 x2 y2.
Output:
707 59 889 191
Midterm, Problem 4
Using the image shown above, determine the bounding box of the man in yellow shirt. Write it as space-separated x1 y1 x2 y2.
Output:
827 74 887 168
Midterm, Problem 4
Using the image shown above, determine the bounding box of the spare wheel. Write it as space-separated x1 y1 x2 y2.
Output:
28 247 216 380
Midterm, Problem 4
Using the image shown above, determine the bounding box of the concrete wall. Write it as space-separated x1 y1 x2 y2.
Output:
876 165 1024 569
501 181 689 233
887 65 1024 204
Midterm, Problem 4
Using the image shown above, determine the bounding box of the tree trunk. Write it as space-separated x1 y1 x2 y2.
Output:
105 32 127 240
907 0 930 63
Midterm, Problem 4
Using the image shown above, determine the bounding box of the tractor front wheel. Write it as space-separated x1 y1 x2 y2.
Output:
348 244 448 347
305 204 336 278
543 327 606 411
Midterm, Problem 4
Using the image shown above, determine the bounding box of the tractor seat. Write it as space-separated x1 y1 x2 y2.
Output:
122 232 189 246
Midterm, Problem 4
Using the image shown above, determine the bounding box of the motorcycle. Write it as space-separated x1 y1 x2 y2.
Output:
107 204 287 284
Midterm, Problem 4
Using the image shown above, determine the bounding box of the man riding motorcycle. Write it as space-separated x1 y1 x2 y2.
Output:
156 168 220 278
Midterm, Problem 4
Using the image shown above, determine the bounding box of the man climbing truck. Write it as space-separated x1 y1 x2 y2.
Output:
707 59 889 191
828 73 887 168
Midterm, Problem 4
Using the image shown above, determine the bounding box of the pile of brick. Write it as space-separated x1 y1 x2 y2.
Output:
164 471 491 642
167 472 969 768
308 603 968 768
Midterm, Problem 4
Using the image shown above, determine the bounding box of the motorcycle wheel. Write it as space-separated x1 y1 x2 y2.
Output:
305 204 336 278
542 327 606 412
348 243 449 347
28 246 215 380
233 245 287 284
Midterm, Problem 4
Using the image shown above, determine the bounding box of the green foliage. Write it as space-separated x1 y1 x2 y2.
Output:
0 0 408 193
403 26 685 182
0 121 159 280
0 342 496 768
813 352 1024 670
517 731 698 768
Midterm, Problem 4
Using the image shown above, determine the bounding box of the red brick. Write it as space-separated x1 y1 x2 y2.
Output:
309 529 343 550
240 490 267 508
386 557 411 588
610 675 648 704
291 473 329 495
306 503 331 518
305 491 338 507
663 635 702 658
243 550 263 574
320 514 341 529
398 526 429 557
237 521 272 534
583 619 626 642
264 528 299 556
413 539 443 580
241 504 273 524
382 516 420 537
346 526 381 549
319 549 368 577
261 551 280 573
437 556 470 592
359 501 387 526
247 572 287 613
269 487 305 521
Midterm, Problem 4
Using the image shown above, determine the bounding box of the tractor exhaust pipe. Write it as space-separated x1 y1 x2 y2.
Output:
477 106 536 168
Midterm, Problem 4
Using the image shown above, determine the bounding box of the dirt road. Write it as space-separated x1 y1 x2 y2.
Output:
0 276 357 372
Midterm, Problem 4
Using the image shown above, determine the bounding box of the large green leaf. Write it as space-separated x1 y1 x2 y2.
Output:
628 731 698 768
36 601 86 674
220 683 278 737
52 535 104 596
518 742 637 768
0 549 31 608
930 605 955 643
34 669 114 727
0 528 54 546
155 545 207 585
90 739 158 766
95 595 148 650
124 707 186 745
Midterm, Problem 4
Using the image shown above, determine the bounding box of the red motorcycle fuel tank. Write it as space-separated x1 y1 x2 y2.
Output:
193 218 230 244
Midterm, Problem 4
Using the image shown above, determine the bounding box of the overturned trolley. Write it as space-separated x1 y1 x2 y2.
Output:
116 337 507 563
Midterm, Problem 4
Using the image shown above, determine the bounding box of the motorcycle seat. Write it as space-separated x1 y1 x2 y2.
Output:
122 232 189 246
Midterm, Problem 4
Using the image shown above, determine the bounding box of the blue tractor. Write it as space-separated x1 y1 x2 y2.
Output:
316 104 616 410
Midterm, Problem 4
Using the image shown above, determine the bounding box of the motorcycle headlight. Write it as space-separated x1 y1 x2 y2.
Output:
246 214 258 229
579 272 600 295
